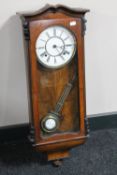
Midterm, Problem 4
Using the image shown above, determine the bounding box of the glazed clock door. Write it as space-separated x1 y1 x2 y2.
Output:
29 18 81 140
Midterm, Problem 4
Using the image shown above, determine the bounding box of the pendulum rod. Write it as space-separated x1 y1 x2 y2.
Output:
54 74 77 114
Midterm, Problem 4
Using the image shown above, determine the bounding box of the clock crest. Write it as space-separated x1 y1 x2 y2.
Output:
18 4 90 165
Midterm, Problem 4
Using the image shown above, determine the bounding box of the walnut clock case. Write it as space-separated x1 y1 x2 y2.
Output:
18 5 90 164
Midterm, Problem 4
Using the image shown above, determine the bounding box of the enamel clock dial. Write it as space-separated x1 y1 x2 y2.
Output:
35 26 76 69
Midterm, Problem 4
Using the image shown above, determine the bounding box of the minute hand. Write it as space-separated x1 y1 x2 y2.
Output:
54 74 77 114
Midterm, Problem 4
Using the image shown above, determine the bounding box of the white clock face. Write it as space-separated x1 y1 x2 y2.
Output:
35 25 76 69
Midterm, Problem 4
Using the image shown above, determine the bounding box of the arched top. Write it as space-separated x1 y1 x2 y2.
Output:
17 4 89 19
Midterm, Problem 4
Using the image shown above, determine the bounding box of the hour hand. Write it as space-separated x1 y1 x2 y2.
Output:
56 45 64 49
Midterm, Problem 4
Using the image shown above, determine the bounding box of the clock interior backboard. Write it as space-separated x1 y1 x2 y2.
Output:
29 18 82 137
37 56 79 134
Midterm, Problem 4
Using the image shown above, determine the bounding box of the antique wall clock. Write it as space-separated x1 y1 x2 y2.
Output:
18 4 90 165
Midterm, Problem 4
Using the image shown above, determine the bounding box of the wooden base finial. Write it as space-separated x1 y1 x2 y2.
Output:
47 150 70 161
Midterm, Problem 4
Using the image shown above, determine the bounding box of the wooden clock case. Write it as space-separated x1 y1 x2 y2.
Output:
18 4 90 163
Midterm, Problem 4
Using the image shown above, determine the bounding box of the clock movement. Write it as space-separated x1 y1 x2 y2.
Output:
18 4 90 165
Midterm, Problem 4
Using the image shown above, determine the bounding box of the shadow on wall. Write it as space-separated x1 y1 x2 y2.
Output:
0 15 29 126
